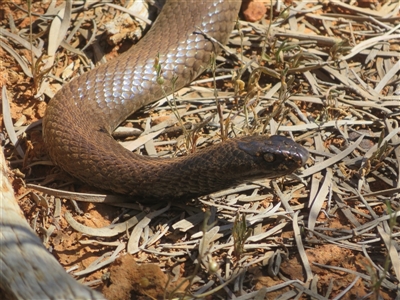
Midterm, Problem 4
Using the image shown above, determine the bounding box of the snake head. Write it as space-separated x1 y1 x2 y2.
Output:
237 135 309 179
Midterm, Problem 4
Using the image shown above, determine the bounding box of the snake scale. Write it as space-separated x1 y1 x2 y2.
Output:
1 0 308 298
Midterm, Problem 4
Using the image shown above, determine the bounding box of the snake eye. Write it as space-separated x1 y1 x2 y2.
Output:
263 153 275 162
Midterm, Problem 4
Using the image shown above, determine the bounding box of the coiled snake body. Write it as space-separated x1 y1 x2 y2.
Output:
1 1 308 298
43 0 308 198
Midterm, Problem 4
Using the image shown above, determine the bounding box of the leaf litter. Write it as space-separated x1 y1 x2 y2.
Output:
1 0 399 299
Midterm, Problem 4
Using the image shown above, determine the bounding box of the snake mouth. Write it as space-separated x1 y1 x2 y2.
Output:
297 144 310 167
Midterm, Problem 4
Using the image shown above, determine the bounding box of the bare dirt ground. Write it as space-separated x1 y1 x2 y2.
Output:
1 0 399 299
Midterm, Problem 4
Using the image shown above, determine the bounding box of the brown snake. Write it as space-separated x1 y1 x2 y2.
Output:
1 1 308 298
43 0 308 199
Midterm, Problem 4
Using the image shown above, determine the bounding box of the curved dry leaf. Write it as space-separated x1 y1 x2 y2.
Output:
0 30 42 58
300 135 364 178
308 168 333 231
375 60 400 93
341 34 400 61
0 41 32 78
73 243 125 276
2 86 25 158
65 210 146 237
47 1 72 65
128 203 171 254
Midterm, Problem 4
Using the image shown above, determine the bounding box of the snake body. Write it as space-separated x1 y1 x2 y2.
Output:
1 2 308 298
43 0 308 199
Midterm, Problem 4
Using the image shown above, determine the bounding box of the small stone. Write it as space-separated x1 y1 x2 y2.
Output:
242 0 267 22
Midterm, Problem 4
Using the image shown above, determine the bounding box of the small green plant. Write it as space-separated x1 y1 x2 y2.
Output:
27 0 54 95
154 54 198 153
232 212 252 259
329 39 352 61
367 201 397 299
359 130 391 177
209 52 228 141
